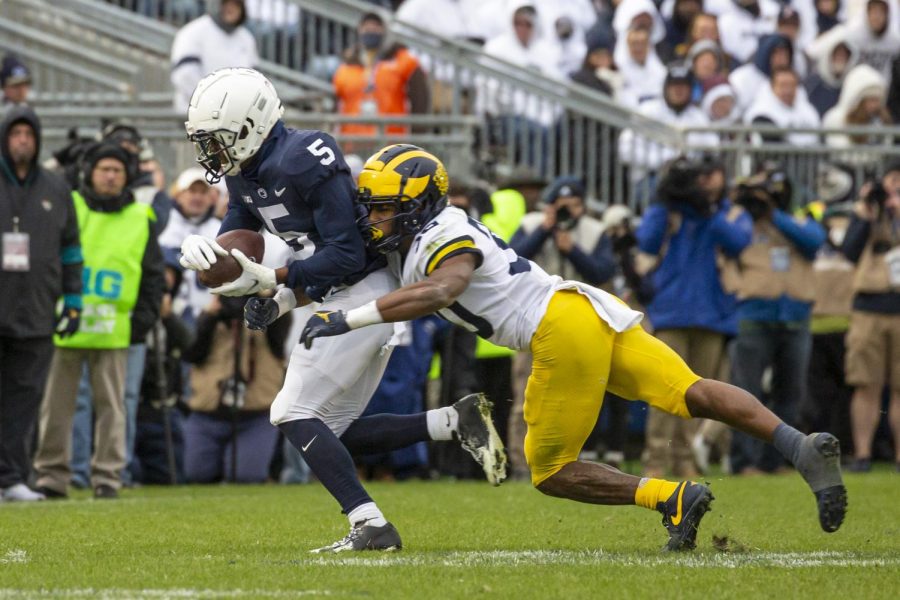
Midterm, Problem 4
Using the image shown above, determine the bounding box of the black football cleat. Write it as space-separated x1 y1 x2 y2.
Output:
795 433 847 533
657 481 714 552
310 520 402 554
452 393 507 485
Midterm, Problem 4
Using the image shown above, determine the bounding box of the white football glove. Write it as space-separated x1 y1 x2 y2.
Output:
210 248 277 297
179 235 228 271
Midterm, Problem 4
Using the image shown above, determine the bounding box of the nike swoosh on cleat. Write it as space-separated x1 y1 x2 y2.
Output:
671 483 687 526
301 435 318 452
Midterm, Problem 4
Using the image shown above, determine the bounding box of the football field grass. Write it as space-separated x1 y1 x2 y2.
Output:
0 471 898 599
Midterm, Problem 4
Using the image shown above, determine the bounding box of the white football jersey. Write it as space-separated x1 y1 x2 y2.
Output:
402 207 642 351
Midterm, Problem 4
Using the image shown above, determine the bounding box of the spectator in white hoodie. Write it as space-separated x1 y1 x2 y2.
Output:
170 0 258 114
808 0 900 83
744 67 821 146
718 0 781 63
618 66 719 185
479 3 563 126
823 64 893 150
806 35 859 116
617 27 668 108
730 33 795 116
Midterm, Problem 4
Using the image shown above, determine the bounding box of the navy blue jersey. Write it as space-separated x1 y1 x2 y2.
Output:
219 122 375 299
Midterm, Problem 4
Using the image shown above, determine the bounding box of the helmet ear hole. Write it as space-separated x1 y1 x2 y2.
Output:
238 125 250 140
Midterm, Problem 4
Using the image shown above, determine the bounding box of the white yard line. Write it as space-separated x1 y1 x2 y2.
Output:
0 590 330 599
304 549 900 569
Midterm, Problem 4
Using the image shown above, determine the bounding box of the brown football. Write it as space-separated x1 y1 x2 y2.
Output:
196 230 266 288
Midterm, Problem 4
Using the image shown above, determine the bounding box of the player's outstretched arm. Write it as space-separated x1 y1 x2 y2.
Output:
299 254 476 349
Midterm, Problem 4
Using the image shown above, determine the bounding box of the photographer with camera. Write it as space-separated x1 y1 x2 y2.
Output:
839 161 900 472
724 166 826 475
181 293 289 483
636 156 753 478
510 176 615 286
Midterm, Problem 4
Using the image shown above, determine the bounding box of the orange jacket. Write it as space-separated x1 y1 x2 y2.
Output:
333 46 421 136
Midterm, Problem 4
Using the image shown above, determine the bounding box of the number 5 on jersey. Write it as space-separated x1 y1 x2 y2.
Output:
307 138 335 166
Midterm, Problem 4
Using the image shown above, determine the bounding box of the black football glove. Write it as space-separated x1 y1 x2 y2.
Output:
55 306 81 338
299 310 351 349
244 297 280 331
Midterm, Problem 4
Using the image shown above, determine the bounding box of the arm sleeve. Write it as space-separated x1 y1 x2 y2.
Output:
285 173 367 290
840 215 871 264
772 210 826 260
710 206 753 257
565 235 616 286
509 225 551 259
60 192 83 298
635 204 670 254
131 221 165 344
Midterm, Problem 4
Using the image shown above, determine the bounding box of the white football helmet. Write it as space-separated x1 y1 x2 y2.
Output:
185 68 285 183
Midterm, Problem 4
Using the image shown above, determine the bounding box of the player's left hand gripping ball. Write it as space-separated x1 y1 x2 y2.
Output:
300 310 351 349
210 249 276 297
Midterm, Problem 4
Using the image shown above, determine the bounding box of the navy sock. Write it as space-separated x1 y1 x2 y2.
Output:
773 422 804 465
279 418 371 514
340 413 429 456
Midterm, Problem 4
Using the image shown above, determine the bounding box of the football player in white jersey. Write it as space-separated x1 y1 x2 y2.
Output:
301 144 848 550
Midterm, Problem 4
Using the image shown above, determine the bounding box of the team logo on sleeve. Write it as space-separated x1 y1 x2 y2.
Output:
257 187 268 199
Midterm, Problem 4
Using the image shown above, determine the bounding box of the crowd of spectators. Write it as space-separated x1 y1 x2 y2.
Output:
0 0 898 502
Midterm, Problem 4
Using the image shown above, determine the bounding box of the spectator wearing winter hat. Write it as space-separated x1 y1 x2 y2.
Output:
688 40 729 102
776 6 809 79
729 33 796 116
823 64 893 152
34 142 164 500
0 106 82 502
1 55 32 109
569 27 619 98
702 81 741 126
510 175 616 286
806 36 859 117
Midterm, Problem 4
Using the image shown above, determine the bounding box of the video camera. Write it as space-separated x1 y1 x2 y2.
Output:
734 166 793 221
655 156 719 217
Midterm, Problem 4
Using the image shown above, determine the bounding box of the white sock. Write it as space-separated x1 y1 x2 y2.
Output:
426 406 458 441
347 502 387 528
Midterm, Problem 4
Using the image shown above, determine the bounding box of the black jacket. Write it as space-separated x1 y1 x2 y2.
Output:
0 106 82 338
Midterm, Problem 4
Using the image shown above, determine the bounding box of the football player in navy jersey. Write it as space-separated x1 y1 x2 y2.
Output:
300 144 848 551
179 69 506 553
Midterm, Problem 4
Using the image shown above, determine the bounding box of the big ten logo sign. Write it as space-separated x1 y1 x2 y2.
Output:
82 267 124 300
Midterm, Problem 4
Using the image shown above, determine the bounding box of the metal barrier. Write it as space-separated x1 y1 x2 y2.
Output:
38 108 481 186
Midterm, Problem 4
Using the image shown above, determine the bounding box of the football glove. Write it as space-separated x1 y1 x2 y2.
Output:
210 249 277 297
244 297 280 331
179 234 228 271
300 310 350 349
55 305 81 338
